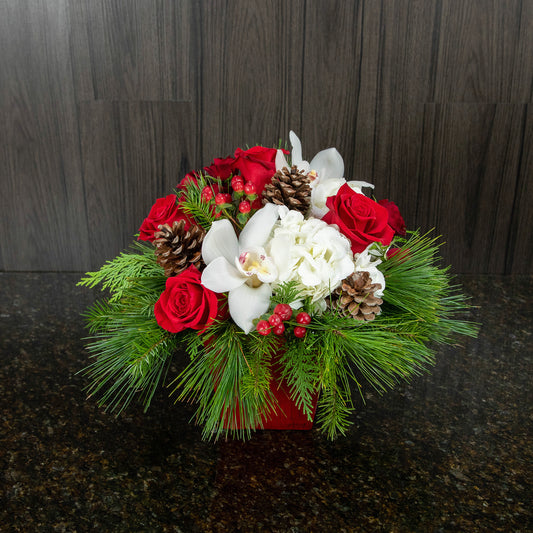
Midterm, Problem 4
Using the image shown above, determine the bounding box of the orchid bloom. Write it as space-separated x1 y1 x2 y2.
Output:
353 245 386 298
276 131 374 218
201 203 280 333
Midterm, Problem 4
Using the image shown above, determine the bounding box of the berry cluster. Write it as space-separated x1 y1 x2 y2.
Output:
256 304 311 339
201 175 258 224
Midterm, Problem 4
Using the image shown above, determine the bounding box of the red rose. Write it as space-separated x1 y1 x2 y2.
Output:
177 171 200 191
386 247 410 262
378 199 406 237
138 194 191 242
233 146 279 196
322 184 394 254
203 155 236 180
154 265 220 334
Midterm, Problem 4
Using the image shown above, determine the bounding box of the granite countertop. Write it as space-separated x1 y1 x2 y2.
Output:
0 273 531 532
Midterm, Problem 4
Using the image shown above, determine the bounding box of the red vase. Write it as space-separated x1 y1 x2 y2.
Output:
260 370 319 430
221 356 319 431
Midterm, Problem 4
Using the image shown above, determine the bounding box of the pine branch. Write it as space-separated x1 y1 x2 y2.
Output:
77 241 162 302
271 280 302 306
171 322 279 440
80 274 175 414
278 334 320 419
177 173 220 231
315 385 353 440
379 231 479 339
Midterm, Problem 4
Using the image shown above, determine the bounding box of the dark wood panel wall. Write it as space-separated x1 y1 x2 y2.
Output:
1 0 531 273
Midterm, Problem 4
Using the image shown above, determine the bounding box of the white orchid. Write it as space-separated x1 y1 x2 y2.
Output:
201 203 280 334
353 245 386 298
276 131 374 218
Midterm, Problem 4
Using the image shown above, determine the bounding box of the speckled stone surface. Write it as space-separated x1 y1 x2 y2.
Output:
0 273 531 532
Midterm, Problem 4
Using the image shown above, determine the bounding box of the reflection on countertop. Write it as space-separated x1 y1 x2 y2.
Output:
0 273 531 532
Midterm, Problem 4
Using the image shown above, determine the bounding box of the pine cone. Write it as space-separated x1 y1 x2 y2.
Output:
153 220 205 276
262 165 311 214
329 271 383 321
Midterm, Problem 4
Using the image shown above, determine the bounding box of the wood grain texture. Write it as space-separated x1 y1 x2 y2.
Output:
299 0 363 169
0 0 89 271
417 104 525 273
0 0 532 272
69 0 192 102
506 104 533 273
79 101 197 267
352 1 439 216
198 0 305 162
434 0 533 102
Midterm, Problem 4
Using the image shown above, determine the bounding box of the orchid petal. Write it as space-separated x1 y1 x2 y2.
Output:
309 147 344 181
347 180 374 191
202 219 239 265
239 202 280 250
275 149 289 171
266 234 291 281
288 131 310 173
228 282 272 334
289 131 303 165
201 257 245 293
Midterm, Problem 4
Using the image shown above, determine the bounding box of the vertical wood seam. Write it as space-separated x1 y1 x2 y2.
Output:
504 104 528 273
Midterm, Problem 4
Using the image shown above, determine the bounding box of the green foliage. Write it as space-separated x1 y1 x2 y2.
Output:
170 323 280 440
77 241 163 302
270 280 302 306
78 227 478 440
299 231 479 438
80 268 173 414
279 333 321 420
177 173 221 231
379 231 479 342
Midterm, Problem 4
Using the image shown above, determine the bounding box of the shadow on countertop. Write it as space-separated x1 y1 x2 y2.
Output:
0 273 531 532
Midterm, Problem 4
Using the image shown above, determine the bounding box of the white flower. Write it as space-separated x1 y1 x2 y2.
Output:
201 203 280 334
266 208 354 303
353 245 386 298
275 131 374 218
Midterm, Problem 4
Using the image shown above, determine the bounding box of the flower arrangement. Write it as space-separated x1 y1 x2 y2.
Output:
79 132 477 440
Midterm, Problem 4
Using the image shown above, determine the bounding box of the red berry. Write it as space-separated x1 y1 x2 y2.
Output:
273 323 285 336
256 320 271 336
268 314 282 327
293 326 307 338
243 182 256 196
231 176 244 192
296 312 311 325
201 186 213 202
273 303 292 321
215 193 232 205
239 200 251 213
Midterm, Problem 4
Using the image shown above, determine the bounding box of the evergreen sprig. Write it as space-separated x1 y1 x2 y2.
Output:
177 173 221 231
78 225 478 440
379 231 478 341
171 323 280 440
279 333 321 420
77 241 162 302
80 267 174 414
270 280 302 306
